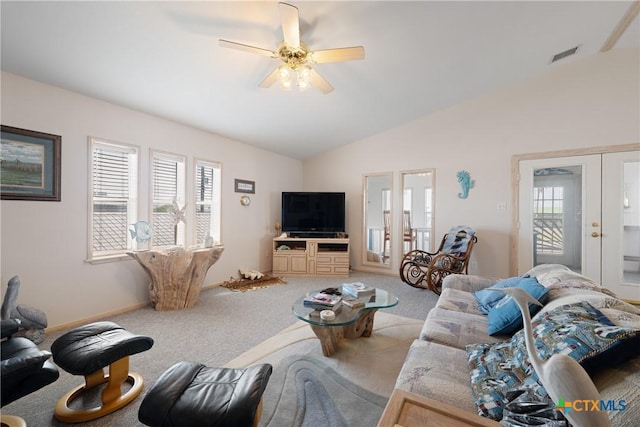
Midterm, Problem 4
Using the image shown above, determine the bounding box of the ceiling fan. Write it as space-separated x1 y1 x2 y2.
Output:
219 2 365 94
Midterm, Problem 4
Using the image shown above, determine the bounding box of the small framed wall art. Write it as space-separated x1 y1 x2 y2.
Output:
234 179 255 194
1 125 62 201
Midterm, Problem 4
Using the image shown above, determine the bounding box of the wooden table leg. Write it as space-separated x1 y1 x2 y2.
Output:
309 309 379 356
345 309 378 338
310 324 344 357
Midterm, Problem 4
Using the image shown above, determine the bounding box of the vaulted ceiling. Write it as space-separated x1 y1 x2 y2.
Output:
2 1 638 159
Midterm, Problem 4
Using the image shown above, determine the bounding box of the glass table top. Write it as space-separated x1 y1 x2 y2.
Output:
292 288 398 326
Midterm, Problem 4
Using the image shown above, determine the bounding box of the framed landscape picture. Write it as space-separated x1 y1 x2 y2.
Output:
1 125 61 201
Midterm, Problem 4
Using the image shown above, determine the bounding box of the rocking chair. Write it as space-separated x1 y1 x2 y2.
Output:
399 226 477 295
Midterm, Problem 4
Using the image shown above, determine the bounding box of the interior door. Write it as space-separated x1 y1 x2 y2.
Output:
518 151 640 301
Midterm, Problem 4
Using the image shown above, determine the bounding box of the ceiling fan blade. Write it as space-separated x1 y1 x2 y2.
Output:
219 39 276 58
259 68 280 88
310 46 365 63
279 2 300 48
308 68 334 94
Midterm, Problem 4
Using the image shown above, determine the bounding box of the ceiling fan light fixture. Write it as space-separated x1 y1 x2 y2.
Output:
276 64 313 91
297 65 312 90
277 65 293 90
219 2 363 94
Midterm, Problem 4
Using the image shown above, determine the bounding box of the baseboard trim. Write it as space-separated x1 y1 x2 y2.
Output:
45 281 230 333
45 302 151 333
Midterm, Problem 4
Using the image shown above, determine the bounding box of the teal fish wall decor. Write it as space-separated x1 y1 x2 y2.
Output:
457 170 474 199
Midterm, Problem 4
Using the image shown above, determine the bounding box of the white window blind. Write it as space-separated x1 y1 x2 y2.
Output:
151 151 186 247
89 138 138 260
195 159 221 244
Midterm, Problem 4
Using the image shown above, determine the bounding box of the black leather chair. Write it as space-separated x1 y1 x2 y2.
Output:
1 319 59 427
139 361 273 427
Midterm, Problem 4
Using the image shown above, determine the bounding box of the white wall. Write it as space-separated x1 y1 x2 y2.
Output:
1 72 303 327
304 48 640 278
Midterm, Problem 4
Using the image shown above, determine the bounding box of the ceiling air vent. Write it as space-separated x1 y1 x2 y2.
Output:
550 45 580 63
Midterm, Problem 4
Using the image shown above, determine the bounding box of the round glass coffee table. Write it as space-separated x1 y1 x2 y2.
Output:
292 288 398 356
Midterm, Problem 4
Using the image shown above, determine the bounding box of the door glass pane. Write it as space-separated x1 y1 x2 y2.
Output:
402 170 434 254
623 161 640 284
532 166 582 273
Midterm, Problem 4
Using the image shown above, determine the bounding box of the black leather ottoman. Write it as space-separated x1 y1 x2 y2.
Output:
138 361 273 427
51 321 154 423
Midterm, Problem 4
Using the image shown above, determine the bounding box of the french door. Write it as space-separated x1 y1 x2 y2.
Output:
517 151 640 301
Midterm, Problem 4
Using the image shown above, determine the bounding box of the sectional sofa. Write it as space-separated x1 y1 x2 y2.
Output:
393 264 640 426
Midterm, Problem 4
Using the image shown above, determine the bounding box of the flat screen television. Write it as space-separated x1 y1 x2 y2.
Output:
281 192 345 237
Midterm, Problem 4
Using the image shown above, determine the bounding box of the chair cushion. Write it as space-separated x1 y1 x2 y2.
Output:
1 337 59 406
1 337 51 377
441 226 475 256
138 361 273 427
51 321 153 375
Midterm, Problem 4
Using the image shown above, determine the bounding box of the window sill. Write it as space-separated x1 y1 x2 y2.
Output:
85 253 133 264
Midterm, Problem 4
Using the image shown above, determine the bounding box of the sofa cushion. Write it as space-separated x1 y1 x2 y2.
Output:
593 354 640 427
466 301 640 420
535 268 602 289
540 290 640 319
441 274 500 293
435 288 483 315
420 307 505 349
395 339 478 413
486 278 549 335
474 275 530 314
523 264 570 278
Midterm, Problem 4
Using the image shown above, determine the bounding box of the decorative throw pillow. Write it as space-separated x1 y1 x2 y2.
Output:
486 278 549 335
474 275 530 314
467 301 640 420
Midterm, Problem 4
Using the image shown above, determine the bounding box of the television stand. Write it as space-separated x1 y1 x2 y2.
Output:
272 237 349 277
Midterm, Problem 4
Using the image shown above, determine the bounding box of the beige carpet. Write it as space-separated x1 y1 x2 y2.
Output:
225 311 423 399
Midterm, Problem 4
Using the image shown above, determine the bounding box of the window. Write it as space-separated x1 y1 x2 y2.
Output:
88 137 139 260
89 145 221 259
382 188 391 211
151 151 186 247
424 187 433 227
403 188 412 212
533 185 564 255
194 159 222 244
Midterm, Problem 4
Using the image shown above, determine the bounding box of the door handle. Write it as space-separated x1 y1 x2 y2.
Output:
591 232 600 238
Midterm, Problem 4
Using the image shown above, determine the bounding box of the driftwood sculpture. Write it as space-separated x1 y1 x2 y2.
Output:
128 246 224 310
1 275 48 343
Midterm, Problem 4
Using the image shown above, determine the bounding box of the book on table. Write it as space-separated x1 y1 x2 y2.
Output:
342 296 365 309
341 282 375 298
303 292 343 311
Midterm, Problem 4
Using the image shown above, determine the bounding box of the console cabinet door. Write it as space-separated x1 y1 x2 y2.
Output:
273 253 307 274
290 254 308 273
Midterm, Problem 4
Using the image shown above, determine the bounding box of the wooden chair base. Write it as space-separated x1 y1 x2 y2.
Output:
1 415 27 427
252 399 263 427
54 356 144 423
